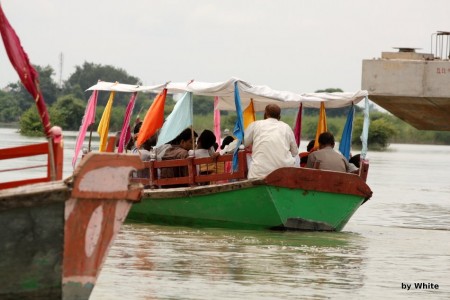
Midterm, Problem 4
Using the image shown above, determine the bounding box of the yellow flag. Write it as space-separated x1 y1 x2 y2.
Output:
243 99 256 129
97 91 115 152
314 102 328 149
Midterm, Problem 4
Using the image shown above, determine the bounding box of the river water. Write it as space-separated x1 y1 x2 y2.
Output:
1 128 449 299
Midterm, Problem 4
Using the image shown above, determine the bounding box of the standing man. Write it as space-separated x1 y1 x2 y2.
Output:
244 104 299 179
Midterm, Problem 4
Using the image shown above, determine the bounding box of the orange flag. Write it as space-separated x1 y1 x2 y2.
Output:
314 102 328 149
243 99 256 130
136 89 167 147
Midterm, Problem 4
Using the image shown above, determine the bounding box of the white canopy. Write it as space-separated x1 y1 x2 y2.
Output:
86 78 368 111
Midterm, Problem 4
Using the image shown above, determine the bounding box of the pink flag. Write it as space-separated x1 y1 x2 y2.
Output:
293 103 302 147
72 90 98 167
118 92 137 153
213 96 221 149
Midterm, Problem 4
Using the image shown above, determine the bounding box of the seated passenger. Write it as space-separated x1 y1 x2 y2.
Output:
193 129 220 176
306 132 358 173
194 129 219 158
159 128 198 183
299 139 316 167
244 104 298 179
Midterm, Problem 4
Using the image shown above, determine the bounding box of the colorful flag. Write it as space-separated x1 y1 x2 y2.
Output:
72 90 98 167
339 104 354 159
243 99 256 130
136 89 167 147
293 103 303 147
97 92 115 152
156 91 192 147
117 92 137 153
213 96 221 149
232 82 244 172
0 4 51 136
314 102 328 149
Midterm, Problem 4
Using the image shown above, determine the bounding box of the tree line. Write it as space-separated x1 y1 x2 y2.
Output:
1 62 449 148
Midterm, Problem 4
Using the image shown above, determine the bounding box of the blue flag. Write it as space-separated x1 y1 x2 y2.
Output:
232 82 245 172
339 104 354 160
156 92 193 147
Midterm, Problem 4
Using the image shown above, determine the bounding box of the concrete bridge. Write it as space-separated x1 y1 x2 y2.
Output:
362 32 450 131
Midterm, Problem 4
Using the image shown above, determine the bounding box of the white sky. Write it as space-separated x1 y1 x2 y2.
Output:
1 0 449 93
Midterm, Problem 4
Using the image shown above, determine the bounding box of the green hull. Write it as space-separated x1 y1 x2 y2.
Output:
128 167 372 232
129 186 364 231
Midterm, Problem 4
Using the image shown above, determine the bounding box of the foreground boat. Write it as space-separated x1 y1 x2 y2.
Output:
127 151 372 231
0 151 143 299
85 78 373 232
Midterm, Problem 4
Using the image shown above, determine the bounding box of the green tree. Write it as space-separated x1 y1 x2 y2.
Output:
5 65 59 112
0 90 21 122
352 116 397 150
193 95 214 115
49 95 86 130
19 107 44 136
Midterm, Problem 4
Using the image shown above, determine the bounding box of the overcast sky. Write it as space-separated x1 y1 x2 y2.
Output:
1 0 449 93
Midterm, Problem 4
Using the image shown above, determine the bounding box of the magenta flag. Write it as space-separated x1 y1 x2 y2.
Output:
118 92 137 153
293 103 302 147
0 4 51 136
213 96 221 150
72 90 98 167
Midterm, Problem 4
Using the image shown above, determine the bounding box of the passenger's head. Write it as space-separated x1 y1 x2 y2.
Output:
349 154 361 168
318 132 335 149
143 133 158 151
171 128 198 150
197 129 216 150
264 104 281 120
220 135 235 150
307 139 315 152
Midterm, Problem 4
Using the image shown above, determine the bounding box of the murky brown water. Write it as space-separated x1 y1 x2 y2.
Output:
1 128 449 299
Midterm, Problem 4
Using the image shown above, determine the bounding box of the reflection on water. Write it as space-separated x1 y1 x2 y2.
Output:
2 128 450 299
93 224 367 300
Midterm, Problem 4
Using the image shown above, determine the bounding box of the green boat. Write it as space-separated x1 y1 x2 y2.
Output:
127 152 372 231
86 79 373 232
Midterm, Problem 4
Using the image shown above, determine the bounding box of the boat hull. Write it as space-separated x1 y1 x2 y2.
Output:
0 153 143 300
128 168 372 232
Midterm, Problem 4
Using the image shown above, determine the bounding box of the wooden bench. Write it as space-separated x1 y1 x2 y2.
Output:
131 150 248 188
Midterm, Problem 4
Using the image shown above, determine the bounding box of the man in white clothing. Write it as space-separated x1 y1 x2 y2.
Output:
244 104 298 179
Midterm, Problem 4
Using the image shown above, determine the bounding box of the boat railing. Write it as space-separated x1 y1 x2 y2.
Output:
131 149 248 188
0 138 63 190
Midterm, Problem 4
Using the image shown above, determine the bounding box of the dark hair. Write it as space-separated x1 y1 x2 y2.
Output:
265 104 281 119
220 136 235 150
318 132 335 146
307 139 315 152
133 121 143 134
197 130 216 150
349 154 361 168
170 128 198 145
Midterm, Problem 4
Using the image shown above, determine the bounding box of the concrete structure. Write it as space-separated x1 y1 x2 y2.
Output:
362 42 450 131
